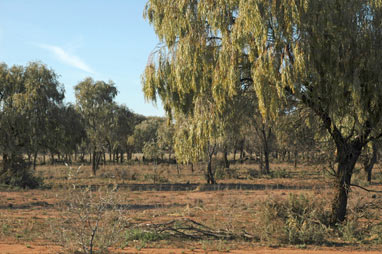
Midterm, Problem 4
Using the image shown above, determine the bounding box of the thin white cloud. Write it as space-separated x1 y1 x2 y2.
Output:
38 44 94 74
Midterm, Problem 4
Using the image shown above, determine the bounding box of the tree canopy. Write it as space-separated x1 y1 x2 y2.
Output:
143 0 382 223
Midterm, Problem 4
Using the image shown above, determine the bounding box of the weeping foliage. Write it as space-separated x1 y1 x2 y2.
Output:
143 0 258 163
143 0 382 156
142 0 382 223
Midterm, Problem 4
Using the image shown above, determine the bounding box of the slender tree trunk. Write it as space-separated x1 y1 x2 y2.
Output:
239 140 244 161
223 147 230 169
92 151 96 176
50 153 55 165
92 151 102 176
33 152 38 170
206 157 216 184
27 153 32 164
260 125 271 174
294 149 298 169
206 145 216 184
363 142 377 183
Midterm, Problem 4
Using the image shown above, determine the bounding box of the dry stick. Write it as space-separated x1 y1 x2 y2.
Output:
350 183 382 193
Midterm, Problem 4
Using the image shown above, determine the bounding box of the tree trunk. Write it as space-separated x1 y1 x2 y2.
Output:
294 149 298 169
92 151 102 176
50 153 55 165
223 147 230 169
206 157 216 184
363 142 377 183
264 148 270 174
206 145 216 184
92 151 97 176
330 142 362 224
258 151 264 172
33 152 38 170
260 125 271 174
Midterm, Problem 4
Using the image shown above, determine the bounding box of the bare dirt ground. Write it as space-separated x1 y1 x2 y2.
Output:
1 243 382 254
1 162 382 253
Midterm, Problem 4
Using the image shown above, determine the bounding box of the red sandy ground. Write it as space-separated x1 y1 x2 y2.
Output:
1 243 381 254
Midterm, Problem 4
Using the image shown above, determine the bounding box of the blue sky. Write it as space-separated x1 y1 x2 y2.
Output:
0 0 164 116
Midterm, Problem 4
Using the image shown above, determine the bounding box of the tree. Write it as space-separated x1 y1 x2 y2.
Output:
131 117 163 156
22 62 65 169
157 119 175 161
47 104 86 163
143 0 382 223
275 108 318 168
0 62 64 187
75 78 118 176
360 141 378 183
109 105 135 163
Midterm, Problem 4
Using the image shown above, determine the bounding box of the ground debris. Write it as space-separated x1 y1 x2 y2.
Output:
134 218 256 241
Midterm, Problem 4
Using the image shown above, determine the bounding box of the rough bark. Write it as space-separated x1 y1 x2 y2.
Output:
330 141 362 225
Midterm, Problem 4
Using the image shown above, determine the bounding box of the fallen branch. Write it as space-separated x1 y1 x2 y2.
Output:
350 184 382 193
136 218 256 241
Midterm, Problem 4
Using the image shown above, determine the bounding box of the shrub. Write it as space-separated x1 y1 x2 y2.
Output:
125 228 168 243
270 168 291 179
0 156 42 189
53 166 127 254
215 167 239 180
256 194 330 245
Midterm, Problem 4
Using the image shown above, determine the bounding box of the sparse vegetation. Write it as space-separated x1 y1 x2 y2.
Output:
2 1 382 253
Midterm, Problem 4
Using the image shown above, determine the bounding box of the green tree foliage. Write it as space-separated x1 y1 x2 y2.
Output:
75 78 118 175
132 117 163 154
275 108 318 168
157 119 175 160
109 105 136 163
142 0 382 223
47 104 86 163
0 62 64 188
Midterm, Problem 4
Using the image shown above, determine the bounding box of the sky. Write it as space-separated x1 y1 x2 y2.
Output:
0 0 164 116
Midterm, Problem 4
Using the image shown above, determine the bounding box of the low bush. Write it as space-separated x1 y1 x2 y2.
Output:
53 165 127 254
256 194 330 245
125 228 169 243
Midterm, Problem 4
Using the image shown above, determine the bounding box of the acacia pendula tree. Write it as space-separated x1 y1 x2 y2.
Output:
142 0 382 224
142 0 264 183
